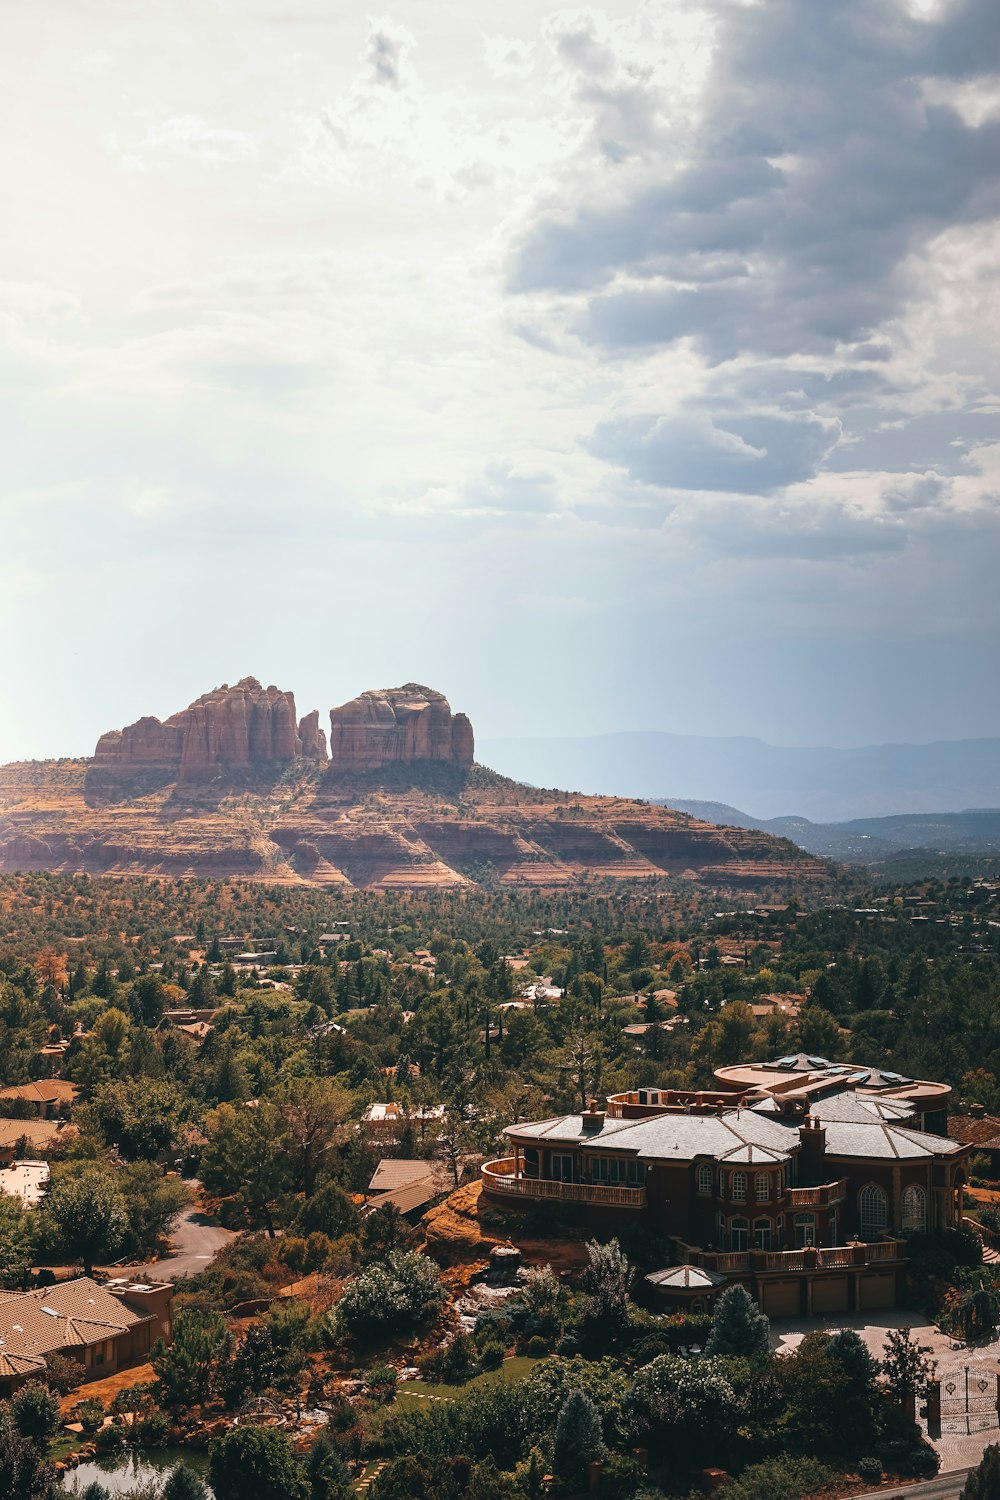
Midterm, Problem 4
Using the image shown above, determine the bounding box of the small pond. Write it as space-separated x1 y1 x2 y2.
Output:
62 1447 211 1496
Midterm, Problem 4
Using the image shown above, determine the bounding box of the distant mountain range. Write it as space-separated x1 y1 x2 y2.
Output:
477 731 1000 824
658 802 1000 864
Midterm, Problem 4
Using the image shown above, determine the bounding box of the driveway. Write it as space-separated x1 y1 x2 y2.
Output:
770 1309 1000 1475
129 1185 235 1281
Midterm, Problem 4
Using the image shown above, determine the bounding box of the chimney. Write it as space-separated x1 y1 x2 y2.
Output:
971 1103 987 1120
797 1114 827 1179
582 1098 606 1132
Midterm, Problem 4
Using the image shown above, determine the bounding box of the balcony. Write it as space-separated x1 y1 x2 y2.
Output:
671 1237 907 1276
785 1178 849 1207
481 1158 647 1209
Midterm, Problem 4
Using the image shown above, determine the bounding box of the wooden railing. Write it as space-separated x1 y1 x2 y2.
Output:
672 1237 907 1275
786 1178 849 1207
481 1158 647 1208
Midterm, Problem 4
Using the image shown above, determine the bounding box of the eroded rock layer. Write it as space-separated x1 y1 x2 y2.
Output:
91 678 322 786
328 685 474 773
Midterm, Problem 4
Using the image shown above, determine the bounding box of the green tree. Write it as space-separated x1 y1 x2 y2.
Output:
881 1325 936 1407
0 1406 59 1499
275 1077 352 1199
118 1161 192 1258
581 1238 631 1347
0 1194 34 1288
335 1251 445 1342
208 1425 307 1500
38 1168 127 1276
152 1308 229 1409
200 1101 286 1235
961 1444 1000 1499
553 1393 605 1488
10 1384 60 1448
705 1284 771 1360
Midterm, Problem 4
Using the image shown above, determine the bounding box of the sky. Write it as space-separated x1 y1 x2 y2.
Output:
2 0 1000 762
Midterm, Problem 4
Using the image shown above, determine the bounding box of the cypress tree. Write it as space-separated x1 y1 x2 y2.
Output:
705 1284 771 1359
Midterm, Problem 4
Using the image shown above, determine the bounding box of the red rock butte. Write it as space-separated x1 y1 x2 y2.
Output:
0 677 829 890
328 684 473 773
90 679 473 783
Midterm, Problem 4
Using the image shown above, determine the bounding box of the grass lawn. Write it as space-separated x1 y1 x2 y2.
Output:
394 1355 543 1410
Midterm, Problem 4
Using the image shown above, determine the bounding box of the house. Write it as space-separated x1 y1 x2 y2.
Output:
0 1118 76 1164
365 1159 452 1221
0 1080 78 1119
481 1054 969 1317
0 1277 173 1396
0 1160 49 1206
948 1105 1000 1174
362 1102 446 1145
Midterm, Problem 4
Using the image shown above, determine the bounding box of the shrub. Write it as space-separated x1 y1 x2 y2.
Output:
718 1457 834 1500
93 1421 126 1454
366 1364 398 1401
208 1424 308 1500
439 1333 477 1384
857 1457 882 1483
479 1340 504 1370
335 1251 445 1342
43 1352 83 1395
162 1465 211 1500
74 1398 105 1434
524 1335 549 1358
11 1381 60 1446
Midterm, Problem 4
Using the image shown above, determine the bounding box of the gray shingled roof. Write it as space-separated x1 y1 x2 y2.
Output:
509 1103 960 1165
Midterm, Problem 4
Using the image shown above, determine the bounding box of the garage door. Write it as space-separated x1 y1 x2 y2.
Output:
812 1276 849 1314
859 1272 895 1310
763 1280 801 1317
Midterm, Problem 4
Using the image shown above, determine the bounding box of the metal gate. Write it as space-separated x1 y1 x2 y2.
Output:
940 1367 999 1434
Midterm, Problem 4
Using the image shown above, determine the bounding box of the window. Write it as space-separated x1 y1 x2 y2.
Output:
718 1170 727 1196
794 1213 816 1248
730 1218 749 1251
732 1171 748 1203
626 1160 644 1187
859 1183 888 1240
753 1218 772 1251
901 1184 927 1235
754 1172 770 1202
698 1164 714 1195
551 1153 574 1183
716 1214 725 1247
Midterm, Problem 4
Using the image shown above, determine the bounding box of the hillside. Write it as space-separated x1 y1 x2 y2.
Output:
478 729 1000 823
0 681 826 892
663 799 1000 864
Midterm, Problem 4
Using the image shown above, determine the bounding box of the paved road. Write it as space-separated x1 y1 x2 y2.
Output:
131 1189 235 1281
855 1468 971 1500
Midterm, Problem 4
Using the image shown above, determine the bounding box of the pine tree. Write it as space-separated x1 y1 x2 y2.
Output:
961 1444 1000 1499
705 1284 771 1359
553 1390 605 1486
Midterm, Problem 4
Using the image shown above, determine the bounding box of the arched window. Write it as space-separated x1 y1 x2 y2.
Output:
794 1213 815 1248
754 1172 770 1202
859 1183 888 1240
698 1164 713 1195
732 1171 748 1203
753 1218 772 1250
730 1218 749 1251
901 1184 926 1235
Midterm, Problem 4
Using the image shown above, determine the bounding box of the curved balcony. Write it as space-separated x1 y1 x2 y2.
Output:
481 1158 647 1208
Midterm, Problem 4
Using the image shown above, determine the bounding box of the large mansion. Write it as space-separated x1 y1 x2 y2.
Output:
481 1054 968 1318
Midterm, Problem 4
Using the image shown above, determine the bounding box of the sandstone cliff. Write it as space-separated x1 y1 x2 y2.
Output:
91 678 326 786
328 685 474 773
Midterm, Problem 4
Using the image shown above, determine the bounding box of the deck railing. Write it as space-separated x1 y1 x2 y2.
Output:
785 1178 849 1207
481 1158 647 1208
671 1237 907 1275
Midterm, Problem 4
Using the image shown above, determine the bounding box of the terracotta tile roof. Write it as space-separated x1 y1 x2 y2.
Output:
0 1278 151 1362
0 1119 76 1150
0 1081 77 1108
949 1114 1000 1150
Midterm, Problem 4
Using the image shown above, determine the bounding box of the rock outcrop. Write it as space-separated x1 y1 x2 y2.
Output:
297 710 328 763
328 684 474 773
91 678 327 785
